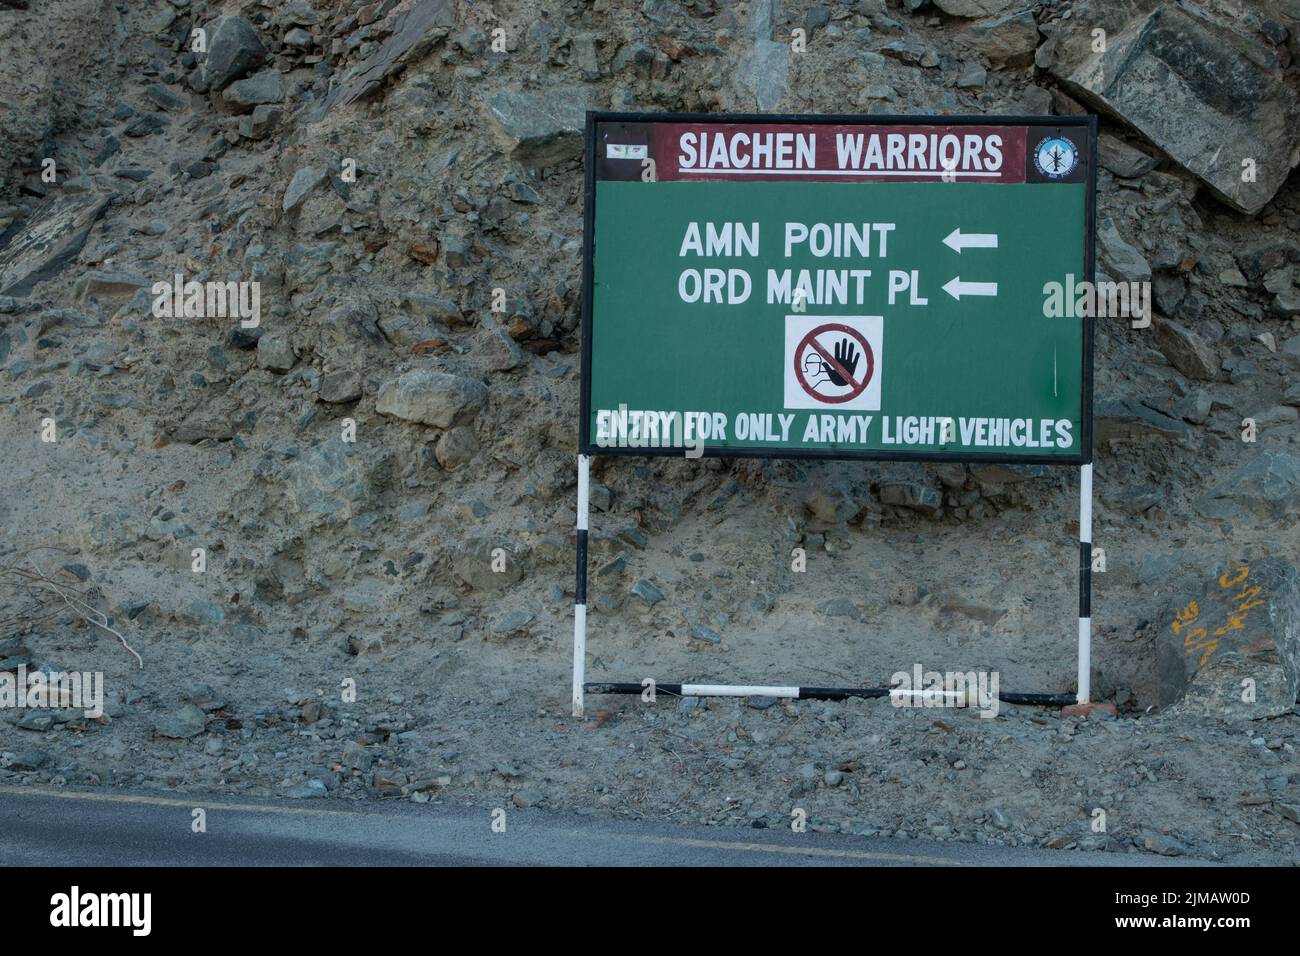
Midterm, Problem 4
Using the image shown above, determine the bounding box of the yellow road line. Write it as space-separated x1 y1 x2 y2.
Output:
0 785 351 817
637 835 964 866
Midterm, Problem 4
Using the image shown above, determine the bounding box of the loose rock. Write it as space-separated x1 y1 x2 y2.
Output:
376 370 487 428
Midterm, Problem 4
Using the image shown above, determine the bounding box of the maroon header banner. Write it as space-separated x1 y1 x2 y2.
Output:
638 123 1029 184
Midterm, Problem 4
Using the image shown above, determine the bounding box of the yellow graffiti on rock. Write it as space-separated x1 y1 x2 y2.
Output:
1170 567 1264 669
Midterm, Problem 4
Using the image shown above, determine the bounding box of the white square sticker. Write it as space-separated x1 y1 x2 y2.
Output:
783 315 883 411
606 143 648 160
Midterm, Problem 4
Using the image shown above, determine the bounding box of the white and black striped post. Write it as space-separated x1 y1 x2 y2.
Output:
1077 463 1093 704
572 454 590 717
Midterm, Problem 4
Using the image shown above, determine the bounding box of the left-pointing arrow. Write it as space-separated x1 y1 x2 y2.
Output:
942 229 999 253
942 277 998 300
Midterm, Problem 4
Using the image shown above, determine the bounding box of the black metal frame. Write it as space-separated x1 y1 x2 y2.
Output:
578 110 1098 466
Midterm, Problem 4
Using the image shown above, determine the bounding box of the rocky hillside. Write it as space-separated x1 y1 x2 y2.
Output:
1 0 1299 860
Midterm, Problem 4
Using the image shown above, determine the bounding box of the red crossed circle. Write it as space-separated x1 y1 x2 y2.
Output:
793 323 873 404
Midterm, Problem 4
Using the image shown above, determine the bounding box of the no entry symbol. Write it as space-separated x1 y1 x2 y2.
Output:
793 322 874 404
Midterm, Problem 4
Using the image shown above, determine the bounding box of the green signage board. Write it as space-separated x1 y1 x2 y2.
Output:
580 113 1096 464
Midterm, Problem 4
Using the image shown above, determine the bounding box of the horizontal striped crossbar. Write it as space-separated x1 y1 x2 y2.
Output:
584 682 1076 707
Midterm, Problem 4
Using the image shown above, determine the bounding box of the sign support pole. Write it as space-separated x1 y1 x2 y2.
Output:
1077 463 1093 704
573 454 590 717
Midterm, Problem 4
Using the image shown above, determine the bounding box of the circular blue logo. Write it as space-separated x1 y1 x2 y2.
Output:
1034 137 1078 178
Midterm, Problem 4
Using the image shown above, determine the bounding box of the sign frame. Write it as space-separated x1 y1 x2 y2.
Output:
573 111 1101 718
578 111 1098 466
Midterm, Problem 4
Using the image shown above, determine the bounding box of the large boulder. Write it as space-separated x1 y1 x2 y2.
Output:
879 481 942 516
282 166 329 213
1048 2 1300 214
376 370 486 428
1097 218 1151 283
1153 317 1218 381
1157 559 1300 719
222 69 284 112
959 10 1039 67
74 270 151 302
734 0 789 111
290 437 382 520
203 15 268 91
452 538 523 591
155 705 208 739
1095 399 1187 443
934 0 1025 15
1201 451 1300 520
0 194 109 297
320 0 456 112
486 89 587 167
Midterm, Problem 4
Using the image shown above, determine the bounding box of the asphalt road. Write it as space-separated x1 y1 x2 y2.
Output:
0 784 1237 867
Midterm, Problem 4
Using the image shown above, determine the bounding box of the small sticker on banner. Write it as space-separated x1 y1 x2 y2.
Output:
607 144 648 160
